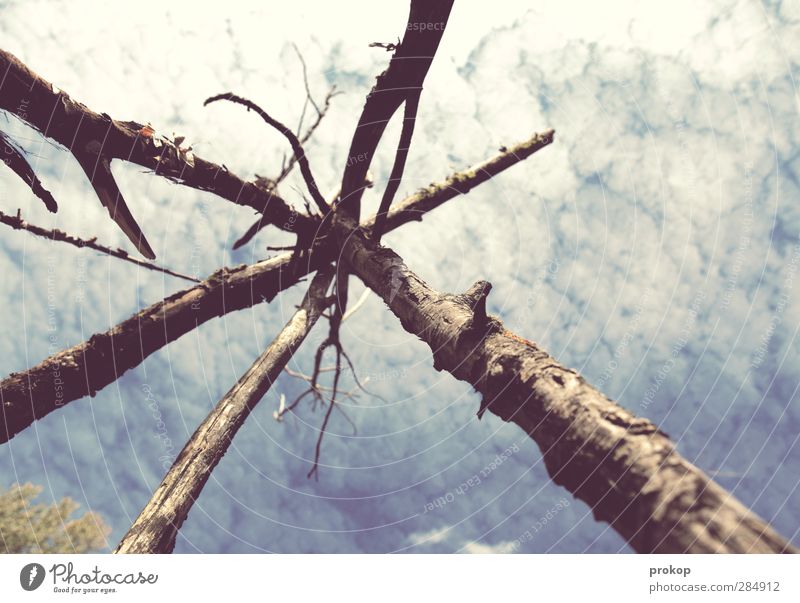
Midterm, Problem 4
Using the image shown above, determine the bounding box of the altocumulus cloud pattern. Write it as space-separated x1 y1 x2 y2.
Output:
0 0 798 552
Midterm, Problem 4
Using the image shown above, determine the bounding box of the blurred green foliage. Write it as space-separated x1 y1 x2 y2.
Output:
0 483 110 553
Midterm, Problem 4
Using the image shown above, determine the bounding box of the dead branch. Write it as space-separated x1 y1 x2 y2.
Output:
284 329 370 479
306 340 342 480
341 287 371 322
0 130 57 212
115 268 334 554
277 86 338 187
0 135 552 443
321 0 455 405
332 211 797 553
0 48 316 242
281 366 362 410
336 0 455 220
0 209 199 282
371 91 420 241
369 39 401 52
73 130 156 259
230 45 334 246
234 162 365 252
364 130 555 233
290 43 322 135
204 92 331 215
0 252 325 443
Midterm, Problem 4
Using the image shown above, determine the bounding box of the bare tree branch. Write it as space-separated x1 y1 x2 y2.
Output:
0 252 325 443
306 340 342 480
204 92 331 215
336 0 455 220
0 130 57 212
363 129 555 233
279 86 339 187
325 0 455 403
281 367 362 414
0 209 199 282
332 212 797 553
115 268 335 554
72 140 156 259
371 91 420 241
290 43 321 136
0 134 554 443
307 0 456 414
0 48 316 241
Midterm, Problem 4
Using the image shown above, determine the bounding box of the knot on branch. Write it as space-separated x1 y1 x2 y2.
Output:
432 280 501 377
461 280 492 323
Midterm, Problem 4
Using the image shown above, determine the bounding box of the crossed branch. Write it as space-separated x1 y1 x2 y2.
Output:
0 0 795 555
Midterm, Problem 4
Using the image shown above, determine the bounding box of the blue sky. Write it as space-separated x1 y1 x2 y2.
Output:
1 0 799 552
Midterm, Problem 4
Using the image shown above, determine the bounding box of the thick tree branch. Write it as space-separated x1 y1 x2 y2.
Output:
115 268 334 554
327 0 454 381
0 48 315 239
333 213 797 554
0 252 327 443
323 0 454 381
336 0 455 220
0 209 199 282
73 141 156 259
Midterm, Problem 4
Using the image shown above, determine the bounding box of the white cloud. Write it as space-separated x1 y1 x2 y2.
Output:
1 0 798 553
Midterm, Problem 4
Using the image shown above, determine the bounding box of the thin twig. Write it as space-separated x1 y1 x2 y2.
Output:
307 345 342 480
341 288 371 322
204 92 331 215
276 86 339 187
292 43 321 119
0 209 199 282
232 84 340 251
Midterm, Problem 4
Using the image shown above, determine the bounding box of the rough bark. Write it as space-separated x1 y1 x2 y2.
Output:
0 209 198 282
0 253 318 443
327 0 454 346
0 48 315 238
115 269 334 554
334 214 797 554
0 137 553 443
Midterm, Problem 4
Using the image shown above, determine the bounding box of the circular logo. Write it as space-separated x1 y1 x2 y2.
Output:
20 563 46 591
